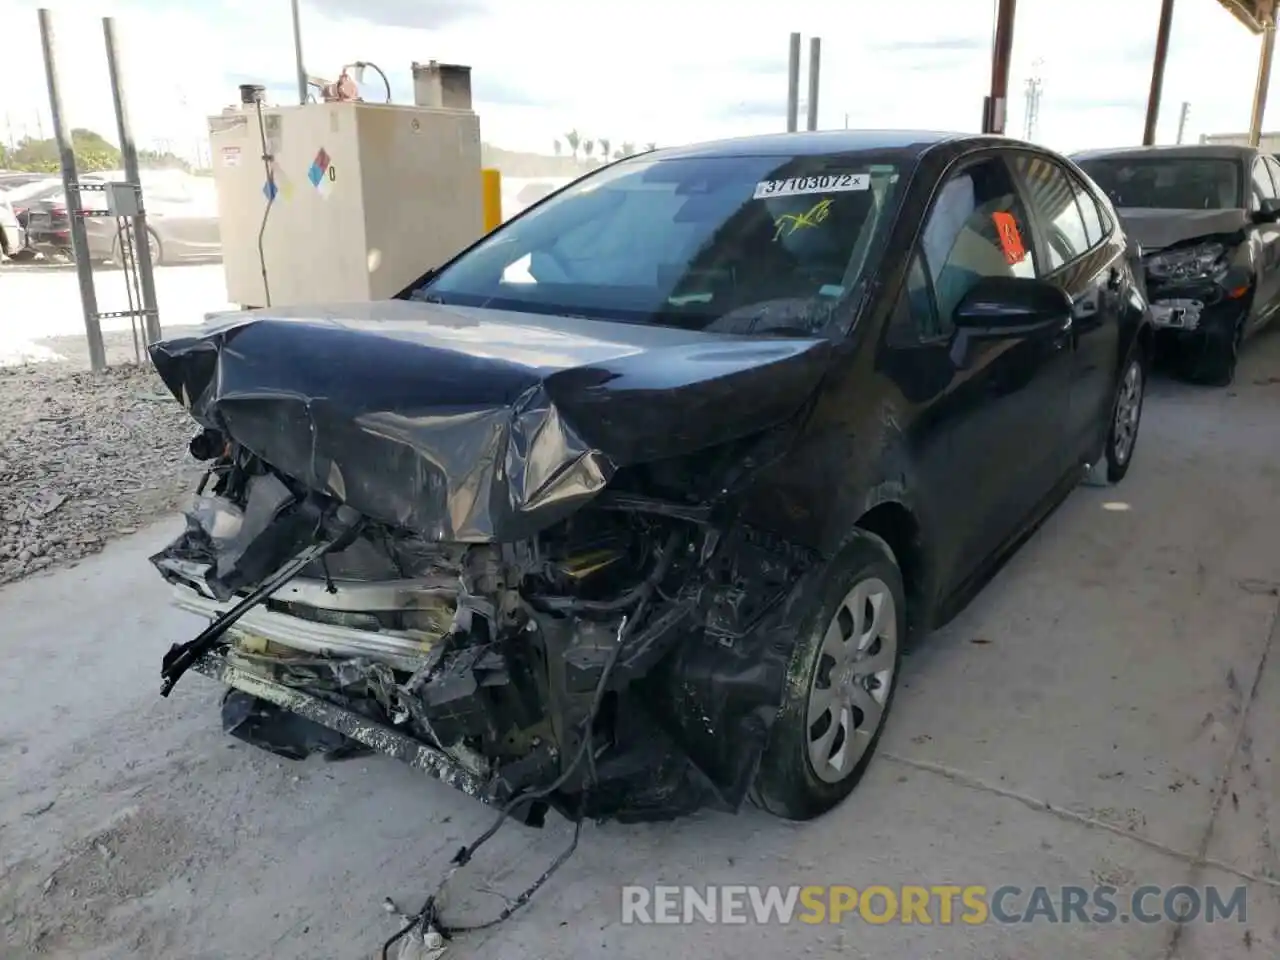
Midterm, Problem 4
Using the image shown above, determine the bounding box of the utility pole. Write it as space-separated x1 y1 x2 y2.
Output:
786 33 801 132
38 8 105 372
104 16 161 345
1022 58 1044 141
806 37 822 131
290 0 307 105
1144 0 1176 145
1175 101 1190 143
984 0 1017 134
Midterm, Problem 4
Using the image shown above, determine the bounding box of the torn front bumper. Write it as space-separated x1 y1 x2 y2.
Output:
190 650 502 805
167 571 441 674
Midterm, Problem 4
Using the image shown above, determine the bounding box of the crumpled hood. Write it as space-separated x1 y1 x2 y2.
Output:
149 300 832 543
1117 207 1249 253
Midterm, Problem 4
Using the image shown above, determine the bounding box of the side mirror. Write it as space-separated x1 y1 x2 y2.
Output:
1251 197 1280 224
952 275 1074 336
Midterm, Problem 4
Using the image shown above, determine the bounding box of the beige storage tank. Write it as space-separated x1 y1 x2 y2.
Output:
208 99 483 308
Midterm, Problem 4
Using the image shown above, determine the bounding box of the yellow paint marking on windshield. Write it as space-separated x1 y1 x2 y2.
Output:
773 198 832 240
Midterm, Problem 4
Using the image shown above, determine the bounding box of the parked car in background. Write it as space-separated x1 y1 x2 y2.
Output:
0 171 51 192
0 191 26 262
150 131 1151 826
4 171 221 265
1074 144 1280 385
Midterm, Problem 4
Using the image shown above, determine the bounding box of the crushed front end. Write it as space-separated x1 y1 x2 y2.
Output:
154 432 814 823
146 308 832 823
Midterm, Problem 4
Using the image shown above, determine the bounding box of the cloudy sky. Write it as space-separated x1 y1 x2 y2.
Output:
0 0 1273 160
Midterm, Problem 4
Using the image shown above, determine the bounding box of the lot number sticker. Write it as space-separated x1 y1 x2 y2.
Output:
754 174 870 199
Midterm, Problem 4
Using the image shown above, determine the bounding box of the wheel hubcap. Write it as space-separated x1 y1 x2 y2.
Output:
806 577 897 784
1112 361 1143 466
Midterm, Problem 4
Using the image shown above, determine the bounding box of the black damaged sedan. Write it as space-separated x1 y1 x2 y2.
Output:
1075 144 1280 386
150 130 1152 825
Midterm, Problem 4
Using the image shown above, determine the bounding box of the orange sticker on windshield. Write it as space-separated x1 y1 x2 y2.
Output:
991 211 1027 265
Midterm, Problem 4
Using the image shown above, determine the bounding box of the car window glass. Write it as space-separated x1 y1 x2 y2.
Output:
1265 156 1280 196
1012 154 1091 269
1250 158 1275 209
425 154 906 337
916 157 1037 331
1071 176 1105 247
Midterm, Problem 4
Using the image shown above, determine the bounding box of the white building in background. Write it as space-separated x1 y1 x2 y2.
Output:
1199 131 1280 153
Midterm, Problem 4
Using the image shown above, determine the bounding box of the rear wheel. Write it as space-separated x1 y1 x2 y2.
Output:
1086 353 1145 486
752 536 904 820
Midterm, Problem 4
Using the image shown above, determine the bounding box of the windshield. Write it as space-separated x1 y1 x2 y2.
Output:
414 153 905 337
1077 157 1241 210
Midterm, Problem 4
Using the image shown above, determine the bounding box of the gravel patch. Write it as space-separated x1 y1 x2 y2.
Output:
0 361 200 586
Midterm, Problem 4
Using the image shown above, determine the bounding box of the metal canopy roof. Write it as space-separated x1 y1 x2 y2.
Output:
1216 0 1274 33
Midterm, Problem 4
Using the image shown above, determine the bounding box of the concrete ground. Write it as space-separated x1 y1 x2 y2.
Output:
2 329 1279 960
0 262 230 367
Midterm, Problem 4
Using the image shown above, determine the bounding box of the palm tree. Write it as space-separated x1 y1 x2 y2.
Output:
598 137 612 162
553 139 562 156
645 141 657 151
619 141 635 158
583 138 595 160
564 129 581 159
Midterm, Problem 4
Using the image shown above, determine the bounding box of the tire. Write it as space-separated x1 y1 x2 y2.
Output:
1186 312 1244 387
1086 352 1145 486
752 534 905 820
112 228 162 268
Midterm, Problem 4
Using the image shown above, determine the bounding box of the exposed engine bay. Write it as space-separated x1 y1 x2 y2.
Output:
154 430 815 824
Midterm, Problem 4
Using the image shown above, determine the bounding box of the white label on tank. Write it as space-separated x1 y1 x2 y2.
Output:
221 146 241 167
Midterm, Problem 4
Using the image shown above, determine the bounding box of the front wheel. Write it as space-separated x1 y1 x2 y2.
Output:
752 535 905 820
112 228 162 268
1185 310 1245 387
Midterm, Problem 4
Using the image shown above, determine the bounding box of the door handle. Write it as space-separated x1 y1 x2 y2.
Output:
1106 267 1122 291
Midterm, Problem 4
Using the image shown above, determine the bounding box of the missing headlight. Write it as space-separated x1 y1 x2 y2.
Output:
1144 242 1228 283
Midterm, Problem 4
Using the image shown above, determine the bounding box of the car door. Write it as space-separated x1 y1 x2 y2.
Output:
1247 156 1280 328
1011 151 1122 463
1255 155 1280 331
145 178 220 259
885 152 1072 579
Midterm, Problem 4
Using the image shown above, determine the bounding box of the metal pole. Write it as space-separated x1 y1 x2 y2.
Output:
786 32 801 133
290 0 307 105
984 0 1017 134
38 9 105 373
1250 15 1276 147
103 17 161 345
806 37 822 131
1175 101 1190 144
1143 0 1176 145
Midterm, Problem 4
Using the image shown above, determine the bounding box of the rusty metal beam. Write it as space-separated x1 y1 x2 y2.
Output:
1216 0 1266 33
983 0 1016 134
1144 0 1177 145
1250 9 1277 145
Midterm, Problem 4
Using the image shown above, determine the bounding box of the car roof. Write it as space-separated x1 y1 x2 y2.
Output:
649 129 973 160
1073 144 1257 163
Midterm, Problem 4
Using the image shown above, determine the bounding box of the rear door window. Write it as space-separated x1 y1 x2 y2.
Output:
1070 176 1106 248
